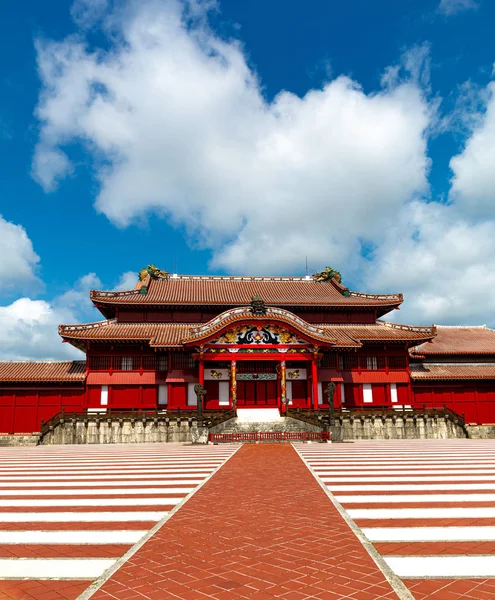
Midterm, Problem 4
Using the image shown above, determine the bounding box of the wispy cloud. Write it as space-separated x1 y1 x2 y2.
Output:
438 0 479 16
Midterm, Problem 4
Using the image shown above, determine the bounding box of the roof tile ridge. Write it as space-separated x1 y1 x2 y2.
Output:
0 359 82 364
348 290 403 302
59 319 115 334
433 324 488 328
91 288 142 299
381 321 436 335
321 323 384 327
170 274 311 281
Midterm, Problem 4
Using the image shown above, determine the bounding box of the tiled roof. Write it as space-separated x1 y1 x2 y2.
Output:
90 275 403 308
328 322 436 344
59 321 190 348
410 363 495 380
59 317 435 349
0 361 86 383
410 326 495 356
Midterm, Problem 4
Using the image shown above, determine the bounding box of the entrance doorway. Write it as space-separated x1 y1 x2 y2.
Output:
237 380 278 407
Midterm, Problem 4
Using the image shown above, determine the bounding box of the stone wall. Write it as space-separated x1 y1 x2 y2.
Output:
0 434 40 447
465 425 495 439
28 412 469 445
41 417 209 445
332 414 466 440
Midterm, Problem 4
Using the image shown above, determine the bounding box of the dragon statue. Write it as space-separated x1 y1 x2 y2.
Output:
138 264 169 281
312 266 342 284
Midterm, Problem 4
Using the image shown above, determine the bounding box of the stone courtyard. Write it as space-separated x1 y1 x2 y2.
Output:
1 440 495 599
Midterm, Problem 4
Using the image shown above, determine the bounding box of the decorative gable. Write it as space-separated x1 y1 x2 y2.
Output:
210 324 307 345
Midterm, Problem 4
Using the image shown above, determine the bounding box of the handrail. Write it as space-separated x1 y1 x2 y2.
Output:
286 404 466 426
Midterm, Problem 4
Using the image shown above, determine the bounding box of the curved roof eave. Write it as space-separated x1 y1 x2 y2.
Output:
181 306 341 347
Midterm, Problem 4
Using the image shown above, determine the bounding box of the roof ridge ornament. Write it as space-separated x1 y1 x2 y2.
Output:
312 266 342 283
312 266 351 296
139 265 169 282
249 295 267 316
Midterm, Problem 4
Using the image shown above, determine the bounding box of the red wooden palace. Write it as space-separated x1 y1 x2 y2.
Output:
1 267 495 434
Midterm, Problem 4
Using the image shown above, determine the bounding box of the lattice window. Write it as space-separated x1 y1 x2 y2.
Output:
172 352 196 369
366 356 378 370
359 356 386 370
157 355 168 371
320 353 337 368
88 356 111 371
341 355 358 370
141 356 155 370
121 356 134 371
388 356 407 370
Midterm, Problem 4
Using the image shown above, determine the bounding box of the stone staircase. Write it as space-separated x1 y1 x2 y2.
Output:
209 408 324 439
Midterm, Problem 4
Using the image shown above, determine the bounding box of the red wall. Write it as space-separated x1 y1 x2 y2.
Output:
116 308 378 325
3 380 495 433
412 384 495 425
0 387 86 434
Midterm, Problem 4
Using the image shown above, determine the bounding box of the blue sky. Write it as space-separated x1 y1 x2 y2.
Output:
1 0 495 359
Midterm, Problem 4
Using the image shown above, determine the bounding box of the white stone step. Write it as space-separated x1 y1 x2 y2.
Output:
236 408 281 422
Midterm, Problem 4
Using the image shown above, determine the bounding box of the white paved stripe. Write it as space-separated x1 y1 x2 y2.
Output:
0 487 195 496
364 527 495 542
326 483 495 491
0 469 215 475
304 462 495 467
302 458 495 462
302 453 495 457
0 558 116 579
349 507 495 519
0 465 223 474
0 459 228 467
0 511 166 522
0 443 236 583
0 480 203 488
314 469 495 475
322 475 495 482
0 474 211 481
337 493 495 503
0 498 183 507
384 555 495 578
0 530 147 544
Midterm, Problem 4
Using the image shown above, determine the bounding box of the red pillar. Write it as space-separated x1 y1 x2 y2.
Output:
279 361 286 413
198 348 205 411
312 357 319 411
230 360 237 409
306 374 312 409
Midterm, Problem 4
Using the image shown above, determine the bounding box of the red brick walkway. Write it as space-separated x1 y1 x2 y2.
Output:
84 444 401 600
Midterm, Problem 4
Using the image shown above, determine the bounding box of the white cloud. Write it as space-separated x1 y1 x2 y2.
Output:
70 0 109 28
114 270 138 290
0 270 132 360
449 81 495 215
33 0 432 275
365 201 495 325
29 0 495 327
0 215 41 294
0 298 79 360
55 272 103 322
438 0 479 16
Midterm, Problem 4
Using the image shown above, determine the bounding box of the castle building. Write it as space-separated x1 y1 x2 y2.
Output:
1 268 494 434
